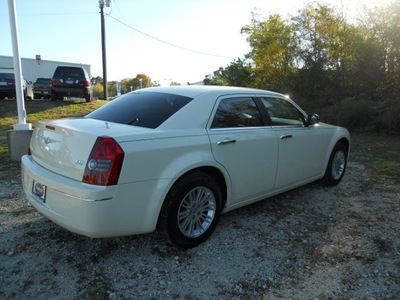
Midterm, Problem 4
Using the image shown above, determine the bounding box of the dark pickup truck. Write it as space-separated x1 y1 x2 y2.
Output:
33 78 51 99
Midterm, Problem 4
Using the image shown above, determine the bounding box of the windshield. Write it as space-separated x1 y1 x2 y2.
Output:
85 91 193 129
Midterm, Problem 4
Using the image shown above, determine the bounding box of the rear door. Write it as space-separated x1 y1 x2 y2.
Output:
207 95 278 205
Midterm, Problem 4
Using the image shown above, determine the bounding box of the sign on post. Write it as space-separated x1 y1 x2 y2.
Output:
117 83 121 96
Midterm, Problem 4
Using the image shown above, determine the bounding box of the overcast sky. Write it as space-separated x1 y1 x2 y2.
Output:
0 0 388 85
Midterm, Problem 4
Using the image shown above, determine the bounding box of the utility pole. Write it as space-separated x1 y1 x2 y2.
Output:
99 0 110 100
8 0 30 130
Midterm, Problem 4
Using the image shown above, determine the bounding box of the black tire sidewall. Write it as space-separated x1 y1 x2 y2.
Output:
163 172 222 248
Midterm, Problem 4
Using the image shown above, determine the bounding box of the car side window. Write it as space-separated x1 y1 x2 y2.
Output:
260 97 305 126
211 97 263 128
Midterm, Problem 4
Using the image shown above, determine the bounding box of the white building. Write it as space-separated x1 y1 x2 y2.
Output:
0 55 91 83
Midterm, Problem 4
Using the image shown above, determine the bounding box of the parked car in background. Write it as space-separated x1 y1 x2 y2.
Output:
51 66 93 102
0 72 33 100
22 86 350 248
33 78 51 99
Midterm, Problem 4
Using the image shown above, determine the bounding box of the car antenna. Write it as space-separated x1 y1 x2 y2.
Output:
129 118 139 125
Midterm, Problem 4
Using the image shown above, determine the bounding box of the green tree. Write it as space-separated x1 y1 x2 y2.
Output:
241 13 298 92
120 74 153 93
91 76 103 85
203 59 254 87
92 83 103 98
358 1 400 96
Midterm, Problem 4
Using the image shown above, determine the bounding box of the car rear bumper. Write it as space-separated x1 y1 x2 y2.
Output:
0 88 16 96
34 89 50 95
51 87 91 97
21 155 168 238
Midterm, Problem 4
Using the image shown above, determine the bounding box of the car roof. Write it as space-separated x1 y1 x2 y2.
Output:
56 65 84 69
139 85 284 99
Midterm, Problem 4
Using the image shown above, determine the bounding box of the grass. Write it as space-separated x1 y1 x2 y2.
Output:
0 99 399 186
0 99 107 181
350 135 400 189
0 98 108 133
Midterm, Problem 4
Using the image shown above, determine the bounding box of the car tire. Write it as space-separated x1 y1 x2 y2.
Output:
321 142 348 186
160 172 222 248
85 93 93 102
51 92 57 101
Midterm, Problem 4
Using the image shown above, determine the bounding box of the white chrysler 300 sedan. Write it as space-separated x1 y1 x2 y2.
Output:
22 86 350 248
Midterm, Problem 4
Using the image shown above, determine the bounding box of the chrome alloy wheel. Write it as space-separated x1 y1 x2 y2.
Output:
177 186 216 238
332 150 346 180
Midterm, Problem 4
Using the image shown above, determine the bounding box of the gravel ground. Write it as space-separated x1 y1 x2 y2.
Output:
0 161 399 299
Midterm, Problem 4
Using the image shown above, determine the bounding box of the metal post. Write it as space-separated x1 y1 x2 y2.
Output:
100 0 108 100
8 0 31 130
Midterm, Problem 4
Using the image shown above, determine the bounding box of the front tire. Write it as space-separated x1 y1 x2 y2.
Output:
321 142 348 186
160 172 222 248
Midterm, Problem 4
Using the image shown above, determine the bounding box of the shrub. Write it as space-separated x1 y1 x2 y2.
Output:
319 97 376 132
375 98 400 134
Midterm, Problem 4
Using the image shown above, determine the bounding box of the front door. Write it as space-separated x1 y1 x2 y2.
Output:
259 97 330 189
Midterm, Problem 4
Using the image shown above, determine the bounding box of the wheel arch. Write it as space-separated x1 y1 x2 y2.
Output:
338 137 350 154
156 165 228 230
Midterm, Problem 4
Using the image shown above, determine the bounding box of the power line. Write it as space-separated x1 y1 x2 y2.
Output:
107 14 237 59
0 12 98 16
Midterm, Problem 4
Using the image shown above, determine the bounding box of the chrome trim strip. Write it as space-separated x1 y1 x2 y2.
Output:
209 126 270 132
50 188 112 202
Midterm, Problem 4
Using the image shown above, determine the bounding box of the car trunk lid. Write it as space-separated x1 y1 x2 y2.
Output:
30 118 151 182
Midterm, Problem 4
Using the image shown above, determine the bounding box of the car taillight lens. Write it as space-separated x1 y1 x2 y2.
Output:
51 78 55 85
84 79 89 87
82 137 124 186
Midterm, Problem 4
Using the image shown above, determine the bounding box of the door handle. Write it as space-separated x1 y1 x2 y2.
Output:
280 134 293 140
217 139 237 145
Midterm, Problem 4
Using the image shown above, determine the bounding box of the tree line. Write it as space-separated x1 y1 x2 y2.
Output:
91 75 183 98
91 74 159 98
204 1 400 133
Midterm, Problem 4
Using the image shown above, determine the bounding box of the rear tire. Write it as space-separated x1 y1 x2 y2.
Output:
85 93 93 102
160 172 222 248
321 142 348 186
51 92 57 101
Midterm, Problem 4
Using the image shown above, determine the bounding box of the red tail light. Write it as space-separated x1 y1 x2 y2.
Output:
33 84 36 89
82 137 124 186
84 79 89 87
51 77 55 85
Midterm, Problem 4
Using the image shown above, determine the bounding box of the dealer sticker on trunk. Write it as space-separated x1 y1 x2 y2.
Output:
32 180 46 203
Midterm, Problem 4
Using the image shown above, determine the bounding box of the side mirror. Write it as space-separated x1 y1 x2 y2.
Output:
307 113 319 126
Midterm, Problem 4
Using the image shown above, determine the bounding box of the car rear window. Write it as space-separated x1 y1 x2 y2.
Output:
54 67 84 78
0 73 15 80
85 91 193 129
36 78 50 84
